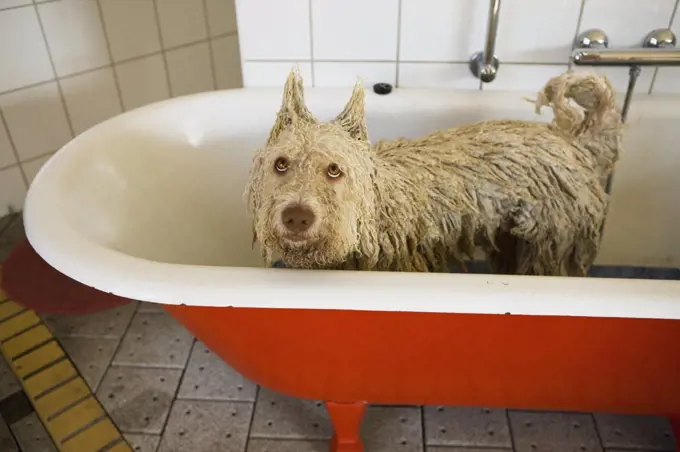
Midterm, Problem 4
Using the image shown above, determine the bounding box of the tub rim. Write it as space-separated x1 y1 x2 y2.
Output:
21 87 680 320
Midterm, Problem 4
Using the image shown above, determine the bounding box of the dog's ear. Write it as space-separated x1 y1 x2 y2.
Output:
266 67 317 145
333 79 368 142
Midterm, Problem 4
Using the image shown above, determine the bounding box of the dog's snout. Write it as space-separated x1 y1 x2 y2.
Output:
281 204 316 233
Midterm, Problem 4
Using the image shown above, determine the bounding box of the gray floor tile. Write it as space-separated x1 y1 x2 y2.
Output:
0 213 17 235
96 366 182 435
177 341 257 402
594 413 676 451
424 406 511 448
509 411 603 452
0 354 21 400
124 433 161 452
137 302 167 313
0 416 18 452
247 439 328 452
43 302 138 339
59 336 118 391
362 406 423 452
250 388 332 440
113 312 194 368
157 400 253 452
426 448 511 452
0 216 24 262
10 412 57 452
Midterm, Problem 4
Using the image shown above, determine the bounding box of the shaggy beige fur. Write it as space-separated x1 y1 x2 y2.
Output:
244 68 623 276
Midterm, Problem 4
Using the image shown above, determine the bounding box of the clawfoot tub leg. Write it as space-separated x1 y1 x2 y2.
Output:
671 415 680 452
327 401 367 452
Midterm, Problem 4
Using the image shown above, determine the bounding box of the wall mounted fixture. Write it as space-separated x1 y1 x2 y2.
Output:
469 0 501 83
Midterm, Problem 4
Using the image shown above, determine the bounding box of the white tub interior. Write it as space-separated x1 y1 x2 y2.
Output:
22 87 680 318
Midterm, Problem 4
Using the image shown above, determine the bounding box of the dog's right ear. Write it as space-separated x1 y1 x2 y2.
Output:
266 68 317 146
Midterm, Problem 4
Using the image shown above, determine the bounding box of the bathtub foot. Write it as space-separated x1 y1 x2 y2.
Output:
670 414 680 452
327 401 366 452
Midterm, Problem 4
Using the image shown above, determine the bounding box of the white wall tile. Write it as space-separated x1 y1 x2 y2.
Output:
236 0 311 60
21 153 53 185
399 0 487 62
37 0 110 77
206 0 237 36
398 63 480 90
0 7 53 93
496 0 582 63
156 0 208 49
0 82 72 161
0 119 16 169
311 0 399 61
242 62 312 87
0 0 31 10
212 35 243 89
652 68 680 94
166 42 214 96
61 67 122 135
314 62 396 87
573 66 656 94
99 0 161 62
115 54 170 111
482 64 569 92
0 166 27 214
578 0 675 48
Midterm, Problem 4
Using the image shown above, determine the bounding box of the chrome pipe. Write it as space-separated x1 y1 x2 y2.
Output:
469 0 501 83
572 48 680 66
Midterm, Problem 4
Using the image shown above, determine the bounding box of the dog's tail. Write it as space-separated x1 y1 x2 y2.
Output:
533 70 624 184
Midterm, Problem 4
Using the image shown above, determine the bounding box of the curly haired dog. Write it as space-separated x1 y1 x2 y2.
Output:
244 69 623 276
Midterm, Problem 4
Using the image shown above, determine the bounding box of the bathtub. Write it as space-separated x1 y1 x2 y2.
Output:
22 85 680 451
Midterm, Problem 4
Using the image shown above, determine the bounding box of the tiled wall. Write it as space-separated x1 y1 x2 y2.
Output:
236 0 680 94
0 0 243 216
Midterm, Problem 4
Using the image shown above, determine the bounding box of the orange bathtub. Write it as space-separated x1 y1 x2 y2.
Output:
18 87 680 452
163 304 680 452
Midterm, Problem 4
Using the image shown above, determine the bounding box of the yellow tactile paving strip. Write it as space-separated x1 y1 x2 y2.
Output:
0 268 132 452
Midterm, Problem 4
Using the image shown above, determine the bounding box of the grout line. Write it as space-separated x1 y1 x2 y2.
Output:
420 405 427 449
156 337 196 443
591 412 606 451
505 409 517 452
151 0 174 98
202 0 219 91
308 0 316 87
244 58 570 66
243 385 260 452
0 109 27 189
95 0 125 113
97 303 140 394
395 0 403 87
33 3 76 140
569 0 588 71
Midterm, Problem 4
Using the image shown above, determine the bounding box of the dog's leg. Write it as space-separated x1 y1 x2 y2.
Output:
488 231 519 275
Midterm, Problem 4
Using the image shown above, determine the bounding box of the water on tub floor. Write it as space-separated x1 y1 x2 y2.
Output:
0 213 677 452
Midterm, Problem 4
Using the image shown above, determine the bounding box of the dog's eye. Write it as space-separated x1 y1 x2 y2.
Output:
274 157 289 173
327 163 342 179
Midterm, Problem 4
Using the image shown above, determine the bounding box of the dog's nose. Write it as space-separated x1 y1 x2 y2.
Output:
281 204 316 234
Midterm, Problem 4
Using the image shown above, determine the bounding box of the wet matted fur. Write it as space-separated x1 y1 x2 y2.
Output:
244 68 624 276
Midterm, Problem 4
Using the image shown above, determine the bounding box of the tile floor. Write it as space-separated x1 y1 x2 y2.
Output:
0 212 677 452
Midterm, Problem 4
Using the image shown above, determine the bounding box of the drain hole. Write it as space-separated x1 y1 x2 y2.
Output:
437 407 445 413
440 427 447 434
267 421 273 427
